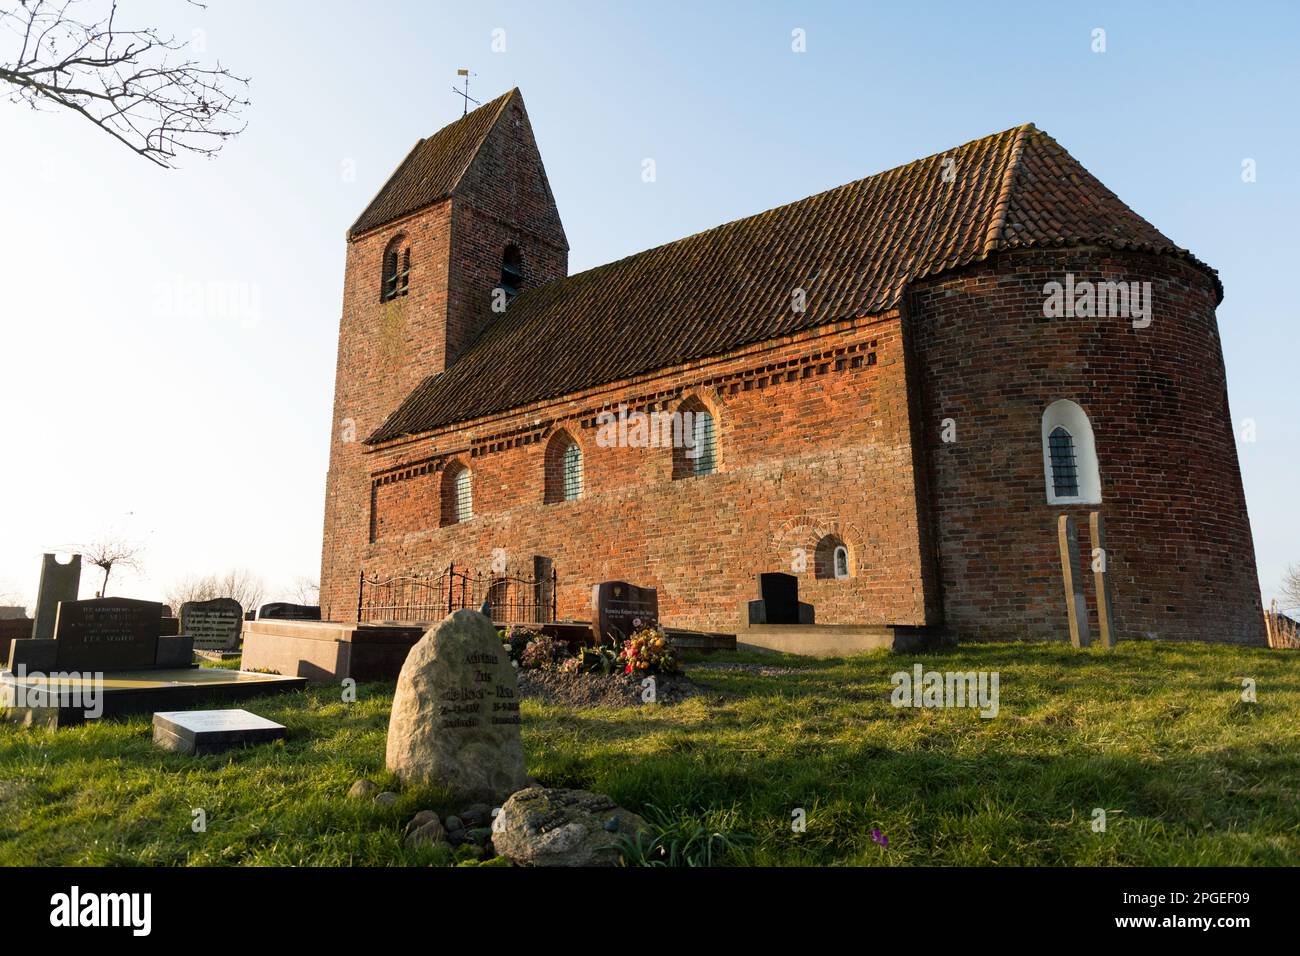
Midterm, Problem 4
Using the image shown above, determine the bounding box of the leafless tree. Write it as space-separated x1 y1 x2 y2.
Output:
80 533 144 596
1281 563 1300 612
0 0 250 167
166 568 265 614
290 576 319 605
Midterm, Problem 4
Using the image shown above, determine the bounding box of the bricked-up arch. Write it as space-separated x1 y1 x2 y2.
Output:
1041 399 1101 505
814 534 853 579
380 234 410 302
543 429 583 504
441 460 473 525
672 395 719 480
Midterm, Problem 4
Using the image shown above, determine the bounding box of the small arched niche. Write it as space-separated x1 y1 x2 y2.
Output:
814 535 853 580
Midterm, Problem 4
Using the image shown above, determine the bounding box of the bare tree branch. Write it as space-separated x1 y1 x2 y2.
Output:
0 0 250 167
1281 563 1300 612
79 532 144 596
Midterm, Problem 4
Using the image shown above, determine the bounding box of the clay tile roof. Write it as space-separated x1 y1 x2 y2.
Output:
349 89 517 239
369 124 1220 442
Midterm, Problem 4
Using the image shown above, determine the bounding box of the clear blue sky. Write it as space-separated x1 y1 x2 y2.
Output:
0 0 1295 611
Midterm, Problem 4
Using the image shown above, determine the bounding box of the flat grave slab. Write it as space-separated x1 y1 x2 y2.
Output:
152 708 286 755
0 666 305 728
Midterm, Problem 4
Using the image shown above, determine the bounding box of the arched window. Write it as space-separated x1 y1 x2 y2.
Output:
501 245 524 301
815 535 853 579
442 462 473 525
562 442 583 501
672 397 717 479
1047 427 1078 497
544 431 582 504
833 546 850 579
1041 400 1101 505
381 235 410 302
454 469 473 522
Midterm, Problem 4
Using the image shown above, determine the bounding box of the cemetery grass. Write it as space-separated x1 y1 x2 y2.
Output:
0 641 1296 866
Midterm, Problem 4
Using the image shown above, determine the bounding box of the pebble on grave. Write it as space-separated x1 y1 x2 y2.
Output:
152 708 286 755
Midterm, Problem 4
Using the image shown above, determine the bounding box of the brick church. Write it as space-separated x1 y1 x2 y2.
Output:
320 88 1263 645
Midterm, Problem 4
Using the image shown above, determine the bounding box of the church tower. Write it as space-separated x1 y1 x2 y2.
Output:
320 89 567 619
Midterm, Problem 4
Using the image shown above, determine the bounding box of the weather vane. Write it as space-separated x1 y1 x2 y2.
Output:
453 68 480 117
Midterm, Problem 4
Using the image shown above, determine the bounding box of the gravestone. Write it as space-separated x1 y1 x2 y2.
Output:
257 602 321 621
591 581 659 643
32 553 81 641
747 572 814 625
1057 514 1090 648
0 606 27 620
761 572 799 623
152 709 286 755
386 608 527 803
52 597 163 670
0 618 32 647
180 598 244 651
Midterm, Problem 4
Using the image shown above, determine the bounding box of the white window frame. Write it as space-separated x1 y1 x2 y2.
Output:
562 442 583 501
1041 400 1101 505
832 545 850 579
454 468 474 523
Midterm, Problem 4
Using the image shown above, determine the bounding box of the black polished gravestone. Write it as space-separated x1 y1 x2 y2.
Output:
591 581 659 643
180 598 244 651
257 602 321 621
747 572 815 625
51 597 164 670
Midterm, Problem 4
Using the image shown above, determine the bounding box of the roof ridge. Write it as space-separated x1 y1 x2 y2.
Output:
348 88 519 239
982 122 1034 257
538 124 1035 291
445 88 518 196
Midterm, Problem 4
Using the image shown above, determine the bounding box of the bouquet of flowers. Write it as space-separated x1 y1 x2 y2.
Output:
618 627 679 676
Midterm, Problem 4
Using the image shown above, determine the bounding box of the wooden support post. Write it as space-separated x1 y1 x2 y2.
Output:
1088 512 1116 649
1057 514 1090 648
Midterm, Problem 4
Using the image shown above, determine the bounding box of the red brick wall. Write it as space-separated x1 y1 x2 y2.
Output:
907 247 1264 644
322 95 568 616
321 203 455 620
328 317 937 632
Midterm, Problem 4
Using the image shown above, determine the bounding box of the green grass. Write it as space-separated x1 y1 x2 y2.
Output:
2 641 1297 865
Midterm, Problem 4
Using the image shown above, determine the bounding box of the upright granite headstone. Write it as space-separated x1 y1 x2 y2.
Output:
0 618 32 646
52 597 163 670
591 581 659 643
32 553 81 641
760 572 799 624
386 608 527 804
257 602 321 621
180 598 244 651
746 572 813 625
0 606 27 620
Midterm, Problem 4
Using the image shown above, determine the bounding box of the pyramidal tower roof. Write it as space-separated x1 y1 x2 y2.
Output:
349 89 519 238
367 121 1220 443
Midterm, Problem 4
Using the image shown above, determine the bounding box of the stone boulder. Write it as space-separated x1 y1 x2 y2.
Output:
491 787 649 867
386 609 528 804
